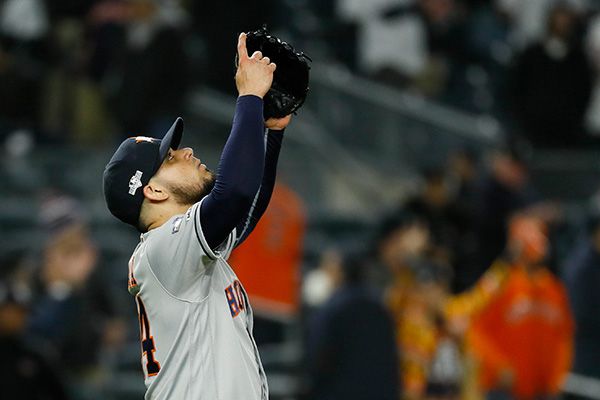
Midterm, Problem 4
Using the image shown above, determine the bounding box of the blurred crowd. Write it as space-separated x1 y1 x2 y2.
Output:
6 0 600 149
303 145 600 400
0 0 293 149
1 194 126 399
326 0 600 147
0 0 193 147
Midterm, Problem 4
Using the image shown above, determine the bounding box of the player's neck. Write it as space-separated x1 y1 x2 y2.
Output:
146 202 191 231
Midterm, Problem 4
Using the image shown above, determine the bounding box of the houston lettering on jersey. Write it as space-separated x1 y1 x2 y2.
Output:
225 279 247 318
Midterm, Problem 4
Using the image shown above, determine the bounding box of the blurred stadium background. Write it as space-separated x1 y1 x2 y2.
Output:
2 0 600 399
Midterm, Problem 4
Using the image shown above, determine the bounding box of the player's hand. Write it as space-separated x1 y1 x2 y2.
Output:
235 32 276 98
265 115 292 131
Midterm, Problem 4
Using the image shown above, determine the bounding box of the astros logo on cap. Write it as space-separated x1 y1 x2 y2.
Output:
134 136 155 144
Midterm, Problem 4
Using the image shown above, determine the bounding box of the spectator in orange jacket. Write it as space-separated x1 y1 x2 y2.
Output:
467 215 573 400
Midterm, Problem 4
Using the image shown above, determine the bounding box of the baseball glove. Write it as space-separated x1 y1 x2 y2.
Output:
237 26 311 120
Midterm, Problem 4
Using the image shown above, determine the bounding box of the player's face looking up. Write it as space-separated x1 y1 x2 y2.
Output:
150 147 216 206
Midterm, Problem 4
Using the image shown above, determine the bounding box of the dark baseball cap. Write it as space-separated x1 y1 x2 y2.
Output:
103 118 184 228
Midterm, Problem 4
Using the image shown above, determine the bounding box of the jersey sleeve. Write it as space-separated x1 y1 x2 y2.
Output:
192 199 237 261
234 129 284 247
143 199 236 301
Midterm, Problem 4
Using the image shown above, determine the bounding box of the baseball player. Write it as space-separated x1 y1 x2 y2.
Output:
102 33 290 399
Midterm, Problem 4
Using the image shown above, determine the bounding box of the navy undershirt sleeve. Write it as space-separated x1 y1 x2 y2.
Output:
235 130 284 246
200 95 265 249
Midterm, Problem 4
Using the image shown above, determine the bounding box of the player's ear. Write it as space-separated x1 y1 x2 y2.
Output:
143 182 169 202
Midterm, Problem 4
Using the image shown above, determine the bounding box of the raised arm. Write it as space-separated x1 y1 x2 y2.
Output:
235 115 291 246
200 33 276 249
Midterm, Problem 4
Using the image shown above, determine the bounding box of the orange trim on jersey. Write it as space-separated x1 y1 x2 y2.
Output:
145 336 161 377
128 256 139 295
136 296 161 376
128 256 138 286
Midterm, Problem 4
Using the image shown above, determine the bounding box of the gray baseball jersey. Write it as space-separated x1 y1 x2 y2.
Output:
127 198 269 399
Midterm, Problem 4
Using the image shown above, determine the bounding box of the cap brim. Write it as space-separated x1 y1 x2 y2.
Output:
159 117 184 161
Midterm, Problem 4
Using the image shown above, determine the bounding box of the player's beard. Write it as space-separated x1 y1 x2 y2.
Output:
168 170 216 206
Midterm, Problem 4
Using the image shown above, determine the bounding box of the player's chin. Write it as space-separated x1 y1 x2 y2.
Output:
202 171 216 192
204 168 215 181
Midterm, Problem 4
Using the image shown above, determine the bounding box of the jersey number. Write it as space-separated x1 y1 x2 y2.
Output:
136 297 161 376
